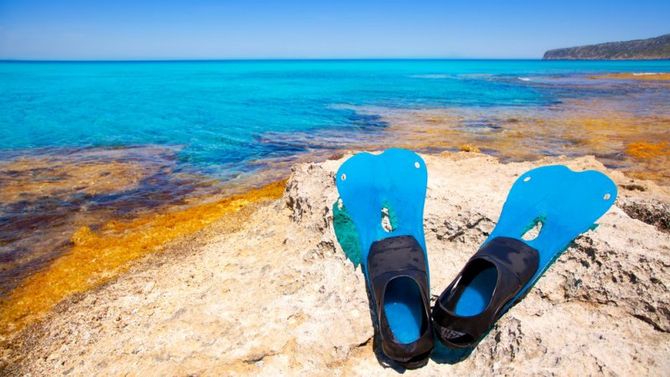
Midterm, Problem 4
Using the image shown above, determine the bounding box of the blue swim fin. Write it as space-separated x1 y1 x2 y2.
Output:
432 165 617 362
335 149 434 368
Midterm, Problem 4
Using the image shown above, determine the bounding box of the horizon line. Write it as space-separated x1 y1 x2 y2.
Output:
0 57 549 63
4 57 669 63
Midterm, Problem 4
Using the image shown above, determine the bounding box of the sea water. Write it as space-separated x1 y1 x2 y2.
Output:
2 59 669 178
1 59 669 309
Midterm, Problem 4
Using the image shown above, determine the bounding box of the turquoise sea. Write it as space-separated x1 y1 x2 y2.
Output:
2 59 670 179
1 59 670 293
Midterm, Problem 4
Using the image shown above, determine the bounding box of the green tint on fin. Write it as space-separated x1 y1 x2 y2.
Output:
332 199 362 266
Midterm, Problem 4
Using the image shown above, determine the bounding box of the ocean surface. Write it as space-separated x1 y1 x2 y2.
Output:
1 59 670 304
2 59 670 179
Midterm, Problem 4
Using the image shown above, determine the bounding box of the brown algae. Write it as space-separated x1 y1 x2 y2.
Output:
355 101 670 184
0 180 285 336
591 73 670 81
626 142 670 159
0 147 219 297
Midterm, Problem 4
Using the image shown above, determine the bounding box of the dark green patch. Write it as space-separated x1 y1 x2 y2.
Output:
520 215 546 240
332 199 362 266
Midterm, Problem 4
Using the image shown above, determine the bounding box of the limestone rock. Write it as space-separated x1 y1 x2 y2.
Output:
3 153 669 376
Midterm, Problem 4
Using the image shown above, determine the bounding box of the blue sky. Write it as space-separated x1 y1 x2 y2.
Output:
0 0 668 59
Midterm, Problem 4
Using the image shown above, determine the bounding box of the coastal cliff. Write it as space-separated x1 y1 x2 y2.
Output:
2 152 669 376
543 34 670 60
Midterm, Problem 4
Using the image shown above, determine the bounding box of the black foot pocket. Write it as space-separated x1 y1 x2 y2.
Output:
432 237 539 348
368 236 435 366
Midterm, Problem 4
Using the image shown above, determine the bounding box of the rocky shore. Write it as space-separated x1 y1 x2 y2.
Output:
2 152 669 376
543 33 670 60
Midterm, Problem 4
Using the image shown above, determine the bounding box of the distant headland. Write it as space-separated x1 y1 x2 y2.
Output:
543 33 670 60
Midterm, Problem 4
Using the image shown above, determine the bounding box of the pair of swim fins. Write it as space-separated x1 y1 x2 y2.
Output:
333 149 617 368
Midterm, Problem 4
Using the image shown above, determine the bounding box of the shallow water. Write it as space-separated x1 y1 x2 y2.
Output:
2 60 669 178
1 60 669 334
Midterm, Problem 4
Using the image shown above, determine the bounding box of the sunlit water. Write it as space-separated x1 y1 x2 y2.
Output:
1 59 669 302
2 60 669 176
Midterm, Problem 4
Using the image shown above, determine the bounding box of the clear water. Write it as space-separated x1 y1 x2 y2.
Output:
2 59 669 179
